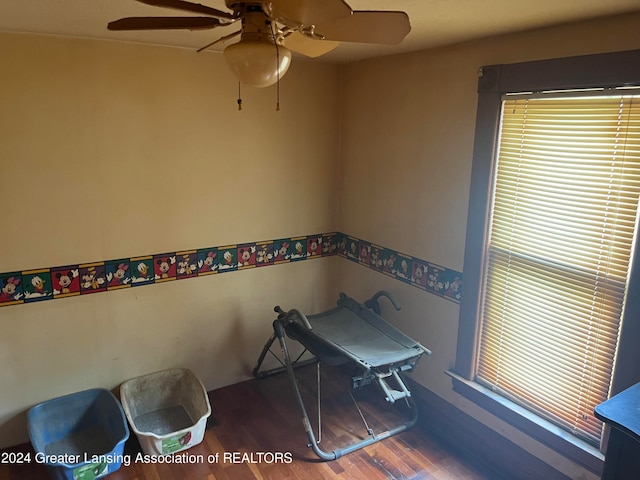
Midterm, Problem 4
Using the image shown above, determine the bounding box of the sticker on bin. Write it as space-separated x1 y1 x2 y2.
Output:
163 431 193 454
73 461 108 480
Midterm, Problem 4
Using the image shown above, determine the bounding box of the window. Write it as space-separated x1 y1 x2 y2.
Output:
452 50 640 474
479 93 640 446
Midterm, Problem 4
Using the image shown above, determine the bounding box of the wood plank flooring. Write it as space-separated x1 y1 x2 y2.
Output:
1 363 499 480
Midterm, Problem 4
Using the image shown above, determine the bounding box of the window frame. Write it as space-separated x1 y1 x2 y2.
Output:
452 49 640 475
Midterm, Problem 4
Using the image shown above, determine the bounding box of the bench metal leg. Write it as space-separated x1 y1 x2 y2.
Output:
271 319 419 461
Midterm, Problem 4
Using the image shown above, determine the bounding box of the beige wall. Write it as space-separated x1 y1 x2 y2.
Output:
0 33 341 448
337 12 640 480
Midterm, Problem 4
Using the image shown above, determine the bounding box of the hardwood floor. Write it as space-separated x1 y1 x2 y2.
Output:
1 364 499 480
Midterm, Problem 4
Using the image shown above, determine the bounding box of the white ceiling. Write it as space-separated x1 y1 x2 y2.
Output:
0 0 639 63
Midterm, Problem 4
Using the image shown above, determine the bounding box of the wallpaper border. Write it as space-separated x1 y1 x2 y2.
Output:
0 232 462 308
336 234 462 304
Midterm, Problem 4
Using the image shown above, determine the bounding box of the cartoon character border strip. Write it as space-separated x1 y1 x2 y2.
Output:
0 232 462 308
334 233 462 303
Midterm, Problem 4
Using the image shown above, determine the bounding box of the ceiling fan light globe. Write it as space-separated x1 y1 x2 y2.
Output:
223 41 292 88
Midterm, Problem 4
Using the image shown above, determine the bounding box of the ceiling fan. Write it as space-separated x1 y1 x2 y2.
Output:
108 0 411 88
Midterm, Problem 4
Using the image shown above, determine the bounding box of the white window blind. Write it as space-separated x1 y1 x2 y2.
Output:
477 93 640 445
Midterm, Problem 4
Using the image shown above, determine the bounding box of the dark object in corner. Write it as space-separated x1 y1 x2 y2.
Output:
595 382 640 480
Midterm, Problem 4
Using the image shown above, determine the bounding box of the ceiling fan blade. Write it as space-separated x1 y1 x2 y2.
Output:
267 0 351 26
314 11 411 45
108 16 222 31
135 0 235 20
283 31 340 58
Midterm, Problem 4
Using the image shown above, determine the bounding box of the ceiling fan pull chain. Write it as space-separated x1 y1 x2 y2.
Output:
276 60 281 112
237 81 243 111
273 23 281 111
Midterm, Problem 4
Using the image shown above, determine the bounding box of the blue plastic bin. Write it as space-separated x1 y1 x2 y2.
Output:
27 388 130 480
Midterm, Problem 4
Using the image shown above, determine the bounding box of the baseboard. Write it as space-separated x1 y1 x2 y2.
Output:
406 378 571 480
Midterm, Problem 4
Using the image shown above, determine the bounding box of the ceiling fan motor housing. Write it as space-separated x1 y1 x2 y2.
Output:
223 5 291 87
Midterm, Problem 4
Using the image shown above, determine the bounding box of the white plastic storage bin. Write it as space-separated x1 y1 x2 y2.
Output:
120 368 211 456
